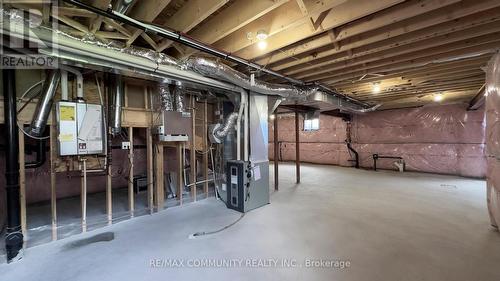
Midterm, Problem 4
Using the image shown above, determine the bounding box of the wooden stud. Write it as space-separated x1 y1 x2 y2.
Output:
81 158 87 232
146 127 154 213
190 96 197 201
106 133 112 225
154 144 165 210
128 127 134 217
49 122 57 241
203 101 209 197
18 129 27 239
177 143 184 205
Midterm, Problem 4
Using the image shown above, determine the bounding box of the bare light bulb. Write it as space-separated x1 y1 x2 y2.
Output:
257 40 267 50
269 114 275 120
372 83 381 93
434 93 443 102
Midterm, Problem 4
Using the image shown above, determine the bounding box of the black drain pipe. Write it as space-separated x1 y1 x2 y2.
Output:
25 139 47 169
3 69 24 262
346 141 359 169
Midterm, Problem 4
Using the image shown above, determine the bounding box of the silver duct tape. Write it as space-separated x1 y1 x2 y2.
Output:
215 112 239 139
159 84 174 111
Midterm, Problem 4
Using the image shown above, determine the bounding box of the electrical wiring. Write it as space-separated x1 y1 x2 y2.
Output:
190 212 245 238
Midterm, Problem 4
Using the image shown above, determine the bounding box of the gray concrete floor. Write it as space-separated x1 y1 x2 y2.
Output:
1 163 500 281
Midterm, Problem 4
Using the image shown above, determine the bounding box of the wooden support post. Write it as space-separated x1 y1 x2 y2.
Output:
18 129 27 239
177 143 184 205
273 116 279 191
203 101 209 197
190 95 197 201
155 144 165 210
128 127 134 217
49 123 57 240
146 127 154 213
295 110 300 184
81 158 87 232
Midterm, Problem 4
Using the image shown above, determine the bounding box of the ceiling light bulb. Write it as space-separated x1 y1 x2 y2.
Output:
256 30 268 40
257 40 267 50
434 93 443 102
269 114 276 120
372 83 381 93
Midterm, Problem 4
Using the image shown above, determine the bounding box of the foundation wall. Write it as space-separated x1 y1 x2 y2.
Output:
270 104 487 178
485 54 500 227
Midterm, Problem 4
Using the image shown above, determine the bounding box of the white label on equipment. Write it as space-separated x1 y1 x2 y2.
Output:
253 166 261 181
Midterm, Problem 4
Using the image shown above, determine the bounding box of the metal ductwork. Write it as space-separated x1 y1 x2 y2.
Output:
108 73 124 136
159 84 174 111
28 69 61 137
113 0 136 14
183 57 316 99
61 0 303 85
173 83 185 112
210 112 239 144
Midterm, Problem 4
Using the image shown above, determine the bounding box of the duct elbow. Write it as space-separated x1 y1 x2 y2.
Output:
28 69 61 137
210 112 239 143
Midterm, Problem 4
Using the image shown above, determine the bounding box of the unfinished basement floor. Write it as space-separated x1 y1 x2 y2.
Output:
1 163 500 281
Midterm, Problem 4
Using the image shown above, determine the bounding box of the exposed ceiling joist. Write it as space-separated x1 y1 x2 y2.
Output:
125 0 173 45
230 0 408 59
188 0 289 46
256 0 500 69
156 0 230 52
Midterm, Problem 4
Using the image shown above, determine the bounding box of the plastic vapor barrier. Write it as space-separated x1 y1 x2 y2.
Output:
486 53 500 228
269 104 487 178
352 104 486 177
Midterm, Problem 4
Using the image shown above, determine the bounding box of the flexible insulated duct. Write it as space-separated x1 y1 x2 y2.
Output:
28 69 61 137
173 84 185 112
210 112 239 144
159 84 174 111
183 57 316 99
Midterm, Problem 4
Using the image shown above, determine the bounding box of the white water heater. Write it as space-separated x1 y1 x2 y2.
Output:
56 101 105 156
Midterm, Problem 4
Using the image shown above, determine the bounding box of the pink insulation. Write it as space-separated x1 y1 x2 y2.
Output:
270 104 486 178
269 114 352 166
485 53 500 227
352 104 487 178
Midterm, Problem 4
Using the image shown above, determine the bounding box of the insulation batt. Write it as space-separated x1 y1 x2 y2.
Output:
269 103 486 178
485 53 500 227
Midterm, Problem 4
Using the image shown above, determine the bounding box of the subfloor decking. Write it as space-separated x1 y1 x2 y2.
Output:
1 163 500 281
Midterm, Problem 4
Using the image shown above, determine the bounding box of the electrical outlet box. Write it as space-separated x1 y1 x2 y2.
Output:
121 142 131 150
